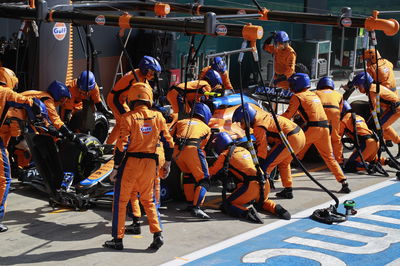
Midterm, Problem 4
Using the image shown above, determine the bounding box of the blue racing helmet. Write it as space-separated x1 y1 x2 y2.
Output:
317 77 335 90
47 80 71 102
288 73 311 92
232 103 257 125
214 132 233 154
193 102 212 124
138 55 162 75
211 57 227 73
352 72 373 89
204 69 222 88
77 70 96 91
274 31 290 43
341 100 352 118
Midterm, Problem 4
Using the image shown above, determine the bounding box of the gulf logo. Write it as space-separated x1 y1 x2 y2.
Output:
141 124 152 135
95 15 106 26
53 22 67 41
341 17 352 27
215 24 227 36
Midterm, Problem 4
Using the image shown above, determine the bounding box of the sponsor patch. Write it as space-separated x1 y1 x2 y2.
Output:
95 15 106 25
215 24 228 36
53 22 67 41
141 124 152 135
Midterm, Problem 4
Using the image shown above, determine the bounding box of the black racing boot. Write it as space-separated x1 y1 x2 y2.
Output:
0 223 8 233
103 238 123 250
385 158 400 170
148 232 164 250
245 205 263 224
191 206 211 220
275 188 293 199
396 143 400 159
275 204 291 220
338 181 351 194
125 221 141 235
385 140 394 147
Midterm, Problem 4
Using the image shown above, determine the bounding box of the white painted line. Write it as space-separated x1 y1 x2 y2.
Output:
162 178 399 266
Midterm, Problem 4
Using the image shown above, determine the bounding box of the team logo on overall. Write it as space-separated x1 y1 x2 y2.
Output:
215 25 227 36
95 15 106 25
141 124 152 135
53 23 67 41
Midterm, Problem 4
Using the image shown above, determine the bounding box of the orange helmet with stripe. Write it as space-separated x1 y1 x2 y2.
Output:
127 82 153 106
0 67 18 90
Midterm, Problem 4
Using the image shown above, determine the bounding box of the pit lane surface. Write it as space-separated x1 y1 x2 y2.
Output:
1 87 399 266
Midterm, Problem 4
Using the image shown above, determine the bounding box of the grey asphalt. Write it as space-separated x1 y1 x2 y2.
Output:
1 75 400 266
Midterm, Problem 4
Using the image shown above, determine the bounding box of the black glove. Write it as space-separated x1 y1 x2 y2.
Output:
59 124 77 141
47 125 63 138
95 102 113 119
263 36 274 48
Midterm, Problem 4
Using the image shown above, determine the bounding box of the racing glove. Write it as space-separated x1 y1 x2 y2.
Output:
95 102 114 119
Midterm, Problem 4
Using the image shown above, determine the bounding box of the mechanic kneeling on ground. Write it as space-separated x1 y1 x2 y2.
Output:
209 132 291 223
170 102 212 219
232 103 305 199
351 72 400 158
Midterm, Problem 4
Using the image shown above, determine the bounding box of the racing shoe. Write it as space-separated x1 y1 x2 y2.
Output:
0 223 8 232
103 238 123 250
148 232 164 250
275 204 291 220
385 158 400 170
338 181 351 194
396 143 400 159
275 188 293 199
191 206 211 220
125 221 141 235
246 205 263 224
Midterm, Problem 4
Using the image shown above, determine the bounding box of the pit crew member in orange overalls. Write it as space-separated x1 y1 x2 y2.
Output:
106 56 161 145
313 77 344 164
281 73 351 193
170 102 212 219
62 70 111 123
0 71 41 233
232 103 305 199
166 69 222 114
103 82 174 251
0 67 19 90
263 31 296 89
338 101 397 172
199 56 233 91
352 72 400 157
209 132 291 223
125 106 167 235
20 81 82 142
364 49 397 93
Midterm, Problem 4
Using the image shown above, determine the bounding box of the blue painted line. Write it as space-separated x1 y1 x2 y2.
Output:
164 180 400 265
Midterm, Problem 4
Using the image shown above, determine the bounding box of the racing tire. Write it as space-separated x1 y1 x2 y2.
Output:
58 134 102 182
92 112 109 144
165 161 185 201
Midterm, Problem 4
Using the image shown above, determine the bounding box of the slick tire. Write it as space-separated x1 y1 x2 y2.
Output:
165 161 185 201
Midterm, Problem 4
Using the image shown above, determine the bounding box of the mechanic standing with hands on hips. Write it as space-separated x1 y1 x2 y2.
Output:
103 82 174 251
262 31 296 89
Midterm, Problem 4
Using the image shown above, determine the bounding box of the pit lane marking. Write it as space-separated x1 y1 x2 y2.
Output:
162 178 397 265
